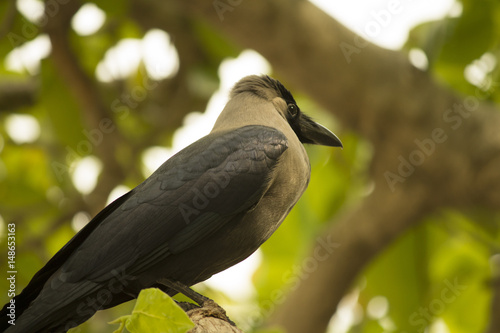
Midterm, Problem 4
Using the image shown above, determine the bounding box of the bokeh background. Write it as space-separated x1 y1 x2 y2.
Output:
1 0 500 332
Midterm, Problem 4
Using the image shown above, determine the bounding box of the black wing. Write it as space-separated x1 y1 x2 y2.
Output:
3 125 288 320
60 125 288 282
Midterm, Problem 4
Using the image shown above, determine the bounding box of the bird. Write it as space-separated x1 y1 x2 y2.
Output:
1 75 342 332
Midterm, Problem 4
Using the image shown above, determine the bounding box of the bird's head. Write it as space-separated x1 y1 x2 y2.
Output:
231 75 343 148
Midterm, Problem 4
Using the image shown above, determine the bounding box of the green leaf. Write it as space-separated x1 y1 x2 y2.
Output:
110 288 195 333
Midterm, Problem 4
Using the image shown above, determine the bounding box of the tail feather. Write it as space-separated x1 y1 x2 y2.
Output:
3 281 100 333
2 276 135 333
1 193 133 332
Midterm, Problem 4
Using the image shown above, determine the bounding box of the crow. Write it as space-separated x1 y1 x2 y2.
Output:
1 75 342 332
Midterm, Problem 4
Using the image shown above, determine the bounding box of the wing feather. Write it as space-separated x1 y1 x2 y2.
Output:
25 126 288 288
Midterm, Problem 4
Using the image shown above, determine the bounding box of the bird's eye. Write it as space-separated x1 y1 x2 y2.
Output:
288 104 298 117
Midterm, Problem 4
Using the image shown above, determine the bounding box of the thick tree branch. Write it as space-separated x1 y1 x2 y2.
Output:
181 0 500 205
269 184 432 333
186 305 244 333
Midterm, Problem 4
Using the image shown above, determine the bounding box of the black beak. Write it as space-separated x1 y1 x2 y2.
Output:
297 115 343 148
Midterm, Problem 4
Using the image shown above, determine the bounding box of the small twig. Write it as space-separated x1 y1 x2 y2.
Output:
0 81 38 111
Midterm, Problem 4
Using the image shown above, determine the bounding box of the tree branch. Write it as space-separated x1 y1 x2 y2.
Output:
0 81 37 111
186 305 244 333
269 184 432 332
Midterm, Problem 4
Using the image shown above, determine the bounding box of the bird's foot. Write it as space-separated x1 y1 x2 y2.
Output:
186 299 235 326
157 278 235 326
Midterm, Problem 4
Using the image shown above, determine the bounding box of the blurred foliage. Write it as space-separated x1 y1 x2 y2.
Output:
405 0 500 97
0 0 499 333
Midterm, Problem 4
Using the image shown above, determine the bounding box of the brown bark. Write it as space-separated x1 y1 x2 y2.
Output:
186 304 245 333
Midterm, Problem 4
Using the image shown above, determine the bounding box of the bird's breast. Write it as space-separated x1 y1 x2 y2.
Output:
241 138 310 243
